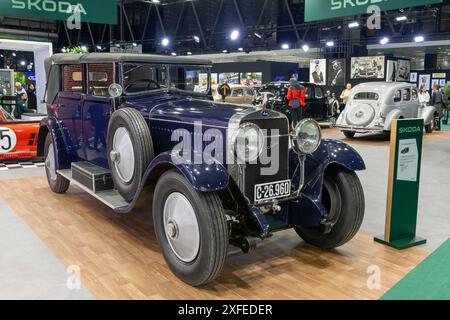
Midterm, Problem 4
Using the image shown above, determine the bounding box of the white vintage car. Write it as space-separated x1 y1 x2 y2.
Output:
335 82 436 138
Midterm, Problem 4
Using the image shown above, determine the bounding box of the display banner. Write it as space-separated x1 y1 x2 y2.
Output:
375 119 427 249
305 0 443 22
0 0 117 24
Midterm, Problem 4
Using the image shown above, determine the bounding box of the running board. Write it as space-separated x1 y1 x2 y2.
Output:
58 169 129 211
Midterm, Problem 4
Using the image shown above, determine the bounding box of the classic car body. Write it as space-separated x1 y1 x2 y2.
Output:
335 82 436 137
252 81 334 122
0 106 44 160
212 84 256 104
38 53 366 286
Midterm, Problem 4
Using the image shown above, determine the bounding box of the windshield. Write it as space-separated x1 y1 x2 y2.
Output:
123 63 168 94
169 66 210 94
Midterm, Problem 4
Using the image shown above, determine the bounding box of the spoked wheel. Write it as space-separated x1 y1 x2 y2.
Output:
153 169 228 286
44 134 70 194
294 167 365 249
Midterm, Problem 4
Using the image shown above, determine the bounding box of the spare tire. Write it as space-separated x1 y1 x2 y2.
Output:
346 103 375 127
107 108 154 202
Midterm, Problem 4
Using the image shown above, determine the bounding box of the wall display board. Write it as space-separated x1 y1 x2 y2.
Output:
410 72 418 83
431 79 440 88
375 119 426 249
432 73 446 78
240 72 262 86
309 59 326 85
305 0 443 22
0 69 14 96
397 60 411 82
418 74 431 90
351 56 385 79
439 79 446 87
219 73 239 84
327 59 346 86
386 61 398 82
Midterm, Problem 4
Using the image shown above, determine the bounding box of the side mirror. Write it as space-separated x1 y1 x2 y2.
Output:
108 83 123 98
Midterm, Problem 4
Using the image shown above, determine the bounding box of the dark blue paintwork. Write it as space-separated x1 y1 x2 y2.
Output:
41 86 366 235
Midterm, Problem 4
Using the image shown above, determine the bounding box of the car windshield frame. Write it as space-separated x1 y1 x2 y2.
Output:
121 63 168 95
168 64 211 95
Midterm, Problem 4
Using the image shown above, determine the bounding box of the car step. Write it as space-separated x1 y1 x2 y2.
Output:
57 163 129 211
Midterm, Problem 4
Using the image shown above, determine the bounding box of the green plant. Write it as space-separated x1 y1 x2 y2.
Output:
66 46 88 54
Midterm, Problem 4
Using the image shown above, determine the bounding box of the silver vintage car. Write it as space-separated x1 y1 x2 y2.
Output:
335 82 436 138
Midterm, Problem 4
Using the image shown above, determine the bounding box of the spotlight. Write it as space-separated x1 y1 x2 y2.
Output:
61 48 66 53
132 42 138 47
281 43 290 50
81 45 87 51
161 38 170 47
12 52 16 57
20 60 26 66
230 30 240 41
238 47 244 51
396 16 407 22
302 44 309 52
380 37 389 45
151 0 160 3
222 49 228 53
96 45 102 50
0 54 4 58
415 36 425 43
171 52 177 56
115 43 121 48
326 41 334 47
187 52 192 55
254 32 262 39
348 21 359 28
193 36 200 43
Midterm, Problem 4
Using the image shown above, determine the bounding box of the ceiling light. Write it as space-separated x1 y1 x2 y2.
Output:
326 41 334 47
254 32 262 39
81 45 87 51
415 36 425 42
115 43 121 47
348 21 359 28
238 47 244 51
171 52 177 56
96 45 102 50
61 48 66 53
230 30 240 41
187 52 192 55
12 52 16 57
0 54 4 58
222 49 228 53
302 44 309 52
151 0 160 3
380 37 389 45
20 61 26 66
132 42 138 47
396 16 408 22
281 43 289 50
161 38 170 47
193 36 200 43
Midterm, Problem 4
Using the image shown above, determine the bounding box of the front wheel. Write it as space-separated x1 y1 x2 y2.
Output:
294 168 365 249
153 169 228 286
44 134 70 194
425 121 434 133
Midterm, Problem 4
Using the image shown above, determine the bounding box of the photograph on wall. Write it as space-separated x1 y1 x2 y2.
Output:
327 59 346 86
418 74 431 90
440 79 447 87
310 59 326 85
396 60 411 82
240 72 263 86
350 56 385 79
386 60 398 82
410 72 418 83
219 72 239 84
211 73 218 85
432 79 440 88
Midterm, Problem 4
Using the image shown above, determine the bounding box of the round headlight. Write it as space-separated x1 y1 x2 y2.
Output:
292 119 322 155
233 123 264 163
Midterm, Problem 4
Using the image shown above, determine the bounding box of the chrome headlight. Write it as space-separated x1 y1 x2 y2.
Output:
233 123 264 163
292 119 322 155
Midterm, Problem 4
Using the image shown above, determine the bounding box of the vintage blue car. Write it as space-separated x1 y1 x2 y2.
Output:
37 53 366 286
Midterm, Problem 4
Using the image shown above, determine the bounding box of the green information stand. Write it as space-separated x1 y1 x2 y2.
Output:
375 119 427 249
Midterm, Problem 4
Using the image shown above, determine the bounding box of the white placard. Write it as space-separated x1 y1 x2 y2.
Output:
397 139 419 182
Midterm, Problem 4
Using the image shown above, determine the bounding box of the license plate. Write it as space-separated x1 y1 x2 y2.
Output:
254 180 291 203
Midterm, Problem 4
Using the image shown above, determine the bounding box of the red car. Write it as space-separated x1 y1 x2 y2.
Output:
0 107 44 160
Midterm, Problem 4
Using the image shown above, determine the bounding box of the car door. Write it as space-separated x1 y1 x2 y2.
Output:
82 63 115 168
57 64 85 160
401 87 413 118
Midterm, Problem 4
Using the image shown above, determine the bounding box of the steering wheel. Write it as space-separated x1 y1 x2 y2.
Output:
125 79 160 91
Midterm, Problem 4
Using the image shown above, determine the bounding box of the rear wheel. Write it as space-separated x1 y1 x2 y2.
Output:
153 170 228 286
343 131 356 139
44 134 70 194
294 168 365 249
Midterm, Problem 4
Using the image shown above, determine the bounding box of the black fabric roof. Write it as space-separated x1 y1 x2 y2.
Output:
47 53 212 66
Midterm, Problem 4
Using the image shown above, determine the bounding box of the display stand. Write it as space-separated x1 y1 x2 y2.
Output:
375 119 427 249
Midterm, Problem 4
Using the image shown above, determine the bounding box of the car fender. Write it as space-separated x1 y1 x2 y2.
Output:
287 139 365 226
38 117 71 170
419 105 436 125
383 109 403 131
143 152 230 192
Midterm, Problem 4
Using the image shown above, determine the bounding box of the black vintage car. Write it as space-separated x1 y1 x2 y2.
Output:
253 81 336 122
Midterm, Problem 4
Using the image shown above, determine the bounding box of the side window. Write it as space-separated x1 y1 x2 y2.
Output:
394 90 402 103
412 88 418 100
305 87 313 98
402 88 411 102
315 87 324 99
63 64 83 93
244 89 254 96
87 64 115 96
232 89 243 97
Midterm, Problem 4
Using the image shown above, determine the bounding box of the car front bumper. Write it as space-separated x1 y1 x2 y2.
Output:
333 124 385 134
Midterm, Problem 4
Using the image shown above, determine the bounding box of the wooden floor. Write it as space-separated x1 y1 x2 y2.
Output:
0 176 429 300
